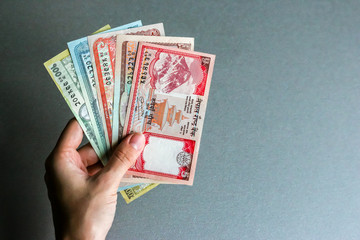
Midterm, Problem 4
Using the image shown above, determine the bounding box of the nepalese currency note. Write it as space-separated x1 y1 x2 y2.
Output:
67 20 143 162
123 43 216 185
44 25 115 162
44 50 103 158
43 46 145 188
112 35 195 148
120 183 159 204
88 23 165 148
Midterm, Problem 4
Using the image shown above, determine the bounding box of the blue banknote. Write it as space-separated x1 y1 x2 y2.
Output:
67 20 142 160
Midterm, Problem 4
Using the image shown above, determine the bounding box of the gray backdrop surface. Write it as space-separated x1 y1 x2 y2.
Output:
2 0 360 239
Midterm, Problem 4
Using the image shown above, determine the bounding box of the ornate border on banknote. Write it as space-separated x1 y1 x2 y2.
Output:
123 43 216 185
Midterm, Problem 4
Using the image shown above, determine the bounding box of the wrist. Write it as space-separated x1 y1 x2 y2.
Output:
60 225 106 240
52 206 107 240
59 217 107 240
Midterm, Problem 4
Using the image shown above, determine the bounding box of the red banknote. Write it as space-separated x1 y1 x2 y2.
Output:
123 43 215 185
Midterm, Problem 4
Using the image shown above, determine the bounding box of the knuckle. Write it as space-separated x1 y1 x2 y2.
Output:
112 149 134 166
44 152 54 171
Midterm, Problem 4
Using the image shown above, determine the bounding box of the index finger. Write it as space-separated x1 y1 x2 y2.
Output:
55 118 83 152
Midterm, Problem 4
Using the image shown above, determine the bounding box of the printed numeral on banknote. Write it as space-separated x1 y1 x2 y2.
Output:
88 23 165 148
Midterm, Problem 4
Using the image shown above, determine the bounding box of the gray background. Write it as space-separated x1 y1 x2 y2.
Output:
1 0 360 239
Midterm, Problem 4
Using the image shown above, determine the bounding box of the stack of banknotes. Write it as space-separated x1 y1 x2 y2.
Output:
44 21 215 203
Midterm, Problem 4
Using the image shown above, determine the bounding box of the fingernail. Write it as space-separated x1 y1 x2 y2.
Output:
129 133 145 151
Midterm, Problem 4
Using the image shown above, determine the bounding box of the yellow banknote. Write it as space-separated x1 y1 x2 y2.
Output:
44 49 104 157
120 183 159 204
43 25 111 160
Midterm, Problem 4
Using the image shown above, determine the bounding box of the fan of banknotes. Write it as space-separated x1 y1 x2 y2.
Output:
44 21 215 203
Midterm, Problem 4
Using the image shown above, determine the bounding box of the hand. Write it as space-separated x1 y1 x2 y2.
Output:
45 119 145 240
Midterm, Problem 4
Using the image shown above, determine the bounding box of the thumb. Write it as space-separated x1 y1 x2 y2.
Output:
98 133 145 188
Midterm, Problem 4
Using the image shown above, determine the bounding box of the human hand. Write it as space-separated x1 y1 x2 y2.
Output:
45 119 145 240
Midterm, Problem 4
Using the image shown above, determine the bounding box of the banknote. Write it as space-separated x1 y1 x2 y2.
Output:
44 50 103 158
112 35 195 148
44 51 141 191
67 21 143 162
44 24 152 191
123 43 215 185
88 23 165 148
120 183 159 204
43 25 118 161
